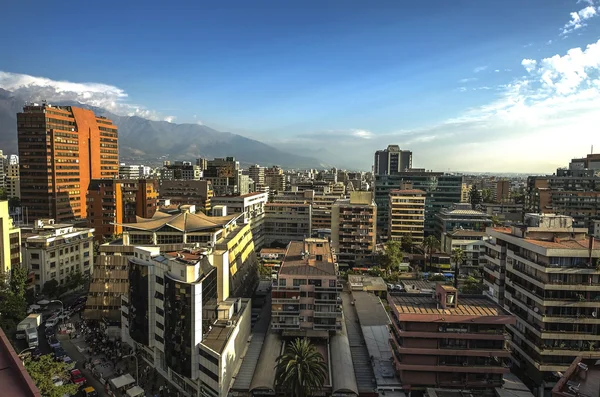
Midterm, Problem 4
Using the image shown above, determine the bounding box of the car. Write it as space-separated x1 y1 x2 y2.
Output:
395 284 404 291
48 335 61 349
81 386 98 397
53 347 67 360
31 348 42 360
57 312 70 322
62 355 76 369
45 317 59 328
387 283 394 290
70 369 86 385
45 327 55 338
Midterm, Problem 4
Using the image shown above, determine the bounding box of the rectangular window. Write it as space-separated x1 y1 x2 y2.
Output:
156 276 164 285
199 364 219 382
83 242 90 248
31 253 40 259
279 279 286 287
156 321 164 331
156 307 164 317
154 291 164 300
329 280 336 287
199 349 219 366
293 279 307 286
155 334 164 344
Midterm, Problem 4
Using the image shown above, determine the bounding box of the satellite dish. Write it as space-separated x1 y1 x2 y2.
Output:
534 307 539 313
592 312 597 318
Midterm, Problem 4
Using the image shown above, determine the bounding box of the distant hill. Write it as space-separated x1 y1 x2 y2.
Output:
0 88 329 169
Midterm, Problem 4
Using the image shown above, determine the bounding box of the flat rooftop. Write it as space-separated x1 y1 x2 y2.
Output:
348 275 387 292
279 239 336 276
201 298 250 354
389 294 509 317
553 357 600 397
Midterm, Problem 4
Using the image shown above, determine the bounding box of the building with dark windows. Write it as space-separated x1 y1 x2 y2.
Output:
83 254 128 323
121 246 251 397
159 179 213 214
388 284 515 392
375 171 463 236
17 104 119 221
374 145 412 175
434 203 492 239
203 157 241 196
264 203 312 247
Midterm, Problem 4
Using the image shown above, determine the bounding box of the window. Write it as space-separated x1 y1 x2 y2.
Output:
155 334 164 344
83 242 90 248
50 262 56 268
156 307 164 317
84 261 90 267
199 349 219 366
156 276 164 285
293 279 307 286
31 264 40 270
50 252 56 258
155 291 164 300
84 252 90 257
279 279 286 287
199 364 219 382
329 279 336 287
316 255 323 261
156 321 164 331
31 253 39 259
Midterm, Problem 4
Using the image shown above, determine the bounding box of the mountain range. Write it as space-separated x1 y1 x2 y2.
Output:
0 88 330 169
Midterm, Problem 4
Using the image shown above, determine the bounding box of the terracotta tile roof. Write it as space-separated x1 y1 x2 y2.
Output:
525 238 600 249
279 239 336 276
492 227 512 234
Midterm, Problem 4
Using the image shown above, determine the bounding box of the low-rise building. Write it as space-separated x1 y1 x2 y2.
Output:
331 192 377 265
434 203 492 239
22 219 94 293
264 203 311 247
441 230 489 276
211 192 268 249
271 238 342 334
388 284 515 391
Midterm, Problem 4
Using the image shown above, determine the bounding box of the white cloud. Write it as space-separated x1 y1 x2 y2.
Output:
494 69 500 73
164 116 176 123
473 65 488 73
0 71 169 121
196 120 204 126
578 0 595 6
561 5 598 35
521 59 537 73
352 129 373 139
459 77 478 83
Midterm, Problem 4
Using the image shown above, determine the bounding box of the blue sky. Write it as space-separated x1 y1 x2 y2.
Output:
1 0 600 171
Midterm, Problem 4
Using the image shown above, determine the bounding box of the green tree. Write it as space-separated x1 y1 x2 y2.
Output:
421 235 440 273
451 248 465 288
42 279 59 299
258 264 272 277
0 188 7 200
275 338 328 397
24 355 79 397
379 240 403 272
400 235 413 253
469 186 482 209
490 215 501 227
0 266 28 335
8 196 21 209
481 188 493 203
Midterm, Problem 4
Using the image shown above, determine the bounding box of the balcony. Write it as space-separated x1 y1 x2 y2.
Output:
272 310 300 317
314 311 342 318
313 323 342 331
272 323 300 330
272 298 301 304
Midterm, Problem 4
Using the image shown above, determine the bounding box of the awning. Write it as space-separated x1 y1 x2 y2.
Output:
126 386 145 397
110 374 135 389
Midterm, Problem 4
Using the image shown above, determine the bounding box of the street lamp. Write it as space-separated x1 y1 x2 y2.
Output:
122 353 139 385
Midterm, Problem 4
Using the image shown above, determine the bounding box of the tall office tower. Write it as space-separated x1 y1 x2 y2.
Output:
86 179 159 240
331 192 377 265
388 189 426 245
248 164 265 186
0 201 21 274
204 157 241 196
265 166 286 193
17 104 119 221
5 160 20 199
484 214 600 396
374 145 412 175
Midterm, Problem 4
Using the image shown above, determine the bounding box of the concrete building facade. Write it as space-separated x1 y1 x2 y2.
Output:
0 200 21 274
17 104 119 221
388 189 426 245
264 203 312 247
434 203 492 239
211 192 268 249
159 179 213 214
374 145 412 175
22 219 94 293
331 192 377 265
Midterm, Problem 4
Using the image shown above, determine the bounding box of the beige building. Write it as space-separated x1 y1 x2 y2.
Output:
211 192 268 249
159 179 213 214
485 214 600 396
265 166 285 193
388 189 426 245
331 191 377 265
271 238 342 334
273 190 344 231
264 203 311 246
22 219 94 293
441 229 489 276
0 200 21 275
5 163 20 199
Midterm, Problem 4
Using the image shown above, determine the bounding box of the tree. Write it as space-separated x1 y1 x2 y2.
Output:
378 241 403 272
24 355 79 397
0 188 7 200
8 196 20 209
421 235 440 273
258 264 272 277
275 338 328 397
490 215 501 227
469 186 482 209
42 279 59 299
451 248 465 288
0 266 28 335
481 188 493 203
400 235 413 253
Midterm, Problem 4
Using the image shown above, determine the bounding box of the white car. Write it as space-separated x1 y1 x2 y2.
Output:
45 317 59 328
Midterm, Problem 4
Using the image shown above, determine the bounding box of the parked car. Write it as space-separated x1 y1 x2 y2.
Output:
81 386 98 397
70 369 86 385
63 355 76 369
45 327 55 338
53 346 67 360
45 316 59 329
48 335 61 349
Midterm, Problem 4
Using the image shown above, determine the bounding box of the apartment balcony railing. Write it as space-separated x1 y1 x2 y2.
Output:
272 298 301 304
314 311 342 318
272 323 300 329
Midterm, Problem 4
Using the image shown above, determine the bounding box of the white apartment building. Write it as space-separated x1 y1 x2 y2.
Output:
388 189 426 245
441 229 489 276
22 219 94 293
119 164 151 179
211 192 268 249
121 247 251 397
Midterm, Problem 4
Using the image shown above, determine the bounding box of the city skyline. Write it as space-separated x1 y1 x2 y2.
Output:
0 0 599 172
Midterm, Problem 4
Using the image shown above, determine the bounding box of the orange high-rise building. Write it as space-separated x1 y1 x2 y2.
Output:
17 104 119 221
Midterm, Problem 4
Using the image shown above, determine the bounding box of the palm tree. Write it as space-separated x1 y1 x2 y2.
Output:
490 215 501 227
451 248 465 288
400 235 414 253
422 235 440 273
275 338 328 397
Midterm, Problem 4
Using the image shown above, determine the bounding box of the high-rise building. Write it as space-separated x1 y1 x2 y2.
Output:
375 171 463 236
120 246 251 397
248 164 265 187
159 180 213 214
374 145 412 175
388 284 515 391
264 203 312 246
21 219 94 293
265 166 286 193
17 104 119 221
118 164 151 179
0 200 21 275
331 192 377 265
434 203 492 239
86 179 159 240
271 238 342 333
211 192 268 249
273 190 345 231
161 162 203 180
5 161 20 199
0 150 6 190
484 214 600 395
388 189 426 245
204 157 241 196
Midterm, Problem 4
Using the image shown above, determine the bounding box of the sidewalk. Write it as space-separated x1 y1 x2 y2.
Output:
57 332 108 397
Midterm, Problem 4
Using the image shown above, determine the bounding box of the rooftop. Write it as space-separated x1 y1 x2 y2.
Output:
265 203 310 207
524 237 600 250
389 294 509 317
279 239 336 276
348 275 387 292
353 291 390 327
259 248 287 255
201 298 250 354
390 189 426 195
0 327 42 397
447 229 488 237
119 210 239 232
553 357 600 397
213 192 268 200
